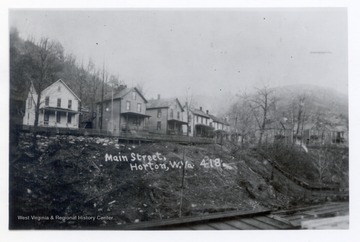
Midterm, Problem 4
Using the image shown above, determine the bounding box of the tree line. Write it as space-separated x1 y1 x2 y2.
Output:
10 27 125 127
226 84 348 146
9 28 125 149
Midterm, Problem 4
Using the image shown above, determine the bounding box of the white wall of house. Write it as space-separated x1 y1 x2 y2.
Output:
23 84 37 126
23 80 80 128
41 81 79 112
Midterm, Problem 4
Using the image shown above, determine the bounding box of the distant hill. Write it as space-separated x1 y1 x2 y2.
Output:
179 84 348 121
274 84 348 125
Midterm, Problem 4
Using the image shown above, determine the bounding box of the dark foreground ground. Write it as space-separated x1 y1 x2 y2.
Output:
9 133 348 229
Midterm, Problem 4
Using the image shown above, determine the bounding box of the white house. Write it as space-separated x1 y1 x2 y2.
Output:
23 79 81 128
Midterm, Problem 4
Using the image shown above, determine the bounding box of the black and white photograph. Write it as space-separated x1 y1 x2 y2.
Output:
7 6 352 234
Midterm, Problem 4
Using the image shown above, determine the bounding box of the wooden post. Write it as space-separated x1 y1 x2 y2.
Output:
66 112 68 127
55 110 57 127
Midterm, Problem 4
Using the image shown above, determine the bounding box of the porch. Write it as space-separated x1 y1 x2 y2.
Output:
39 107 78 128
167 119 188 135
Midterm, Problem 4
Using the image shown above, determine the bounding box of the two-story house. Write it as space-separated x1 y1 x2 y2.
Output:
23 79 81 128
186 107 214 137
146 96 187 135
96 85 150 134
208 114 229 141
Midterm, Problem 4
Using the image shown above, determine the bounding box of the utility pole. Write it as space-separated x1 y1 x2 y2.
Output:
100 62 105 130
179 146 186 218
111 85 114 133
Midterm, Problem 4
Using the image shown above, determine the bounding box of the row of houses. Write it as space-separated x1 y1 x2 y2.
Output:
22 79 348 145
23 80 230 139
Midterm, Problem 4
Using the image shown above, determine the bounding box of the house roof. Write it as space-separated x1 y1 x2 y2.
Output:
146 98 184 111
101 87 147 103
43 79 81 101
208 114 225 124
191 109 210 118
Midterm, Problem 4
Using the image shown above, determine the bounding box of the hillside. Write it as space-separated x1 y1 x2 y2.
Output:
9 133 348 229
275 84 348 118
177 84 348 123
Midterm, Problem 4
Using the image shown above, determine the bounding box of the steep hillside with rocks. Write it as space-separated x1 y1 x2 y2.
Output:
9 134 348 229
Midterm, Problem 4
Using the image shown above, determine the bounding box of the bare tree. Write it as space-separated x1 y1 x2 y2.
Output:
100 63 109 130
183 87 197 136
25 37 64 128
76 63 87 126
228 100 256 145
315 148 330 183
242 86 277 145
135 81 147 96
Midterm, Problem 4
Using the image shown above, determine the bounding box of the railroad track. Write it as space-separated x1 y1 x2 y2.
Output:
115 202 348 230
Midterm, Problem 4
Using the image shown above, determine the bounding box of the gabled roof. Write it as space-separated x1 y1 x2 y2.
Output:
191 108 210 118
42 79 81 101
208 114 225 124
102 87 147 103
146 98 184 111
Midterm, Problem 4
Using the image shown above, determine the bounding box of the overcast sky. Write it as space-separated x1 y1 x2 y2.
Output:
9 8 348 99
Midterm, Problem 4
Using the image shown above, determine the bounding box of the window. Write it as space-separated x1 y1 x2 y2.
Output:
177 112 180 119
188 114 192 122
157 109 161 118
132 91 136 100
157 121 161 130
57 98 61 108
137 103 141 112
188 125 192 133
126 101 131 111
45 96 49 106
56 112 61 123
170 109 173 118
58 85 61 92
67 114 72 124
68 100 72 109
201 117 203 124
196 116 199 123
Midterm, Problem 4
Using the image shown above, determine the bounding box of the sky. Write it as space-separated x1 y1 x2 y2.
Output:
9 8 348 100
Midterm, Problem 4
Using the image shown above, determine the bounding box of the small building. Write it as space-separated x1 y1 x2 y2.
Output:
301 123 348 145
146 96 187 135
96 85 150 134
23 79 81 128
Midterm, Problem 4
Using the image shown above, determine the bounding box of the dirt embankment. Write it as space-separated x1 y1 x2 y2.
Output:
9 134 348 229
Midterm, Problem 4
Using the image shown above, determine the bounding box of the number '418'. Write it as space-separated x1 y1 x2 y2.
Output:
200 157 222 168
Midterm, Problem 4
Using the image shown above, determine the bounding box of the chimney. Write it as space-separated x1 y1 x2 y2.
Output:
206 110 209 114
200 107 202 111
118 84 127 91
157 94 161 100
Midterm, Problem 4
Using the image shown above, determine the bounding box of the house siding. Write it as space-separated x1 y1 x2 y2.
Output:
146 108 168 134
145 99 185 135
96 88 148 134
23 80 80 128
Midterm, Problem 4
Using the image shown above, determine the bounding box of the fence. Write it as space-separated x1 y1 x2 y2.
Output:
18 125 215 144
